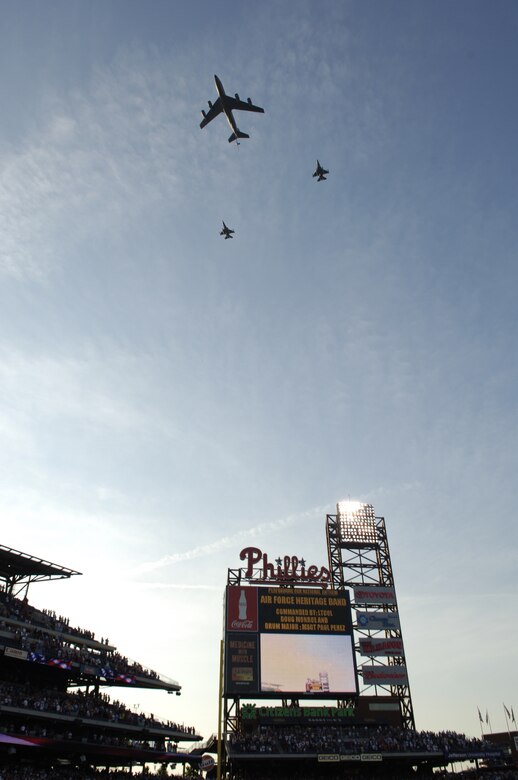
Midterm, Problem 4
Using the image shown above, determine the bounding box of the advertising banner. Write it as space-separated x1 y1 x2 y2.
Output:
4 647 27 660
225 633 260 695
359 638 403 656
362 666 408 685
356 611 400 630
226 587 259 632
353 586 397 605
241 703 355 722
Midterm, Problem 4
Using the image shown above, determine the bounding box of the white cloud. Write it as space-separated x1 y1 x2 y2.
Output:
0 49 199 280
0 346 170 435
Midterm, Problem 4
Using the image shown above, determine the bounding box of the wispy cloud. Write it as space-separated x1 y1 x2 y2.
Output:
0 346 172 436
135 503 331 574
0 48 199 280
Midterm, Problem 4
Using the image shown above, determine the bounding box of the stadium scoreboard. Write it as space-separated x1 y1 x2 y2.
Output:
224 586 358 698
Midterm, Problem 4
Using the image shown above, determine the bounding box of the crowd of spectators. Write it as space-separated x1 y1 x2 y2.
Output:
0 585 197 777
4 718 175 749
0 591 172 686
227 768 421 780
0 680 196 736
0 718 170 751
0 769 184 779
0 592 97 645
437 772 518 779
229 723 502 758
229 767 518 780
2 770 517 780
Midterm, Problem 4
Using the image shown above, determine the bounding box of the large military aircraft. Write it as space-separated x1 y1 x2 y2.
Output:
220 221 235 239
313 160 329 181
200 75 264 143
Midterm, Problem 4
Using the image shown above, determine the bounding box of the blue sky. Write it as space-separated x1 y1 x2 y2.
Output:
1 0 517 740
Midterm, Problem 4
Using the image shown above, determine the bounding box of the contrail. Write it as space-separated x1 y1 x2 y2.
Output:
135 503 331 574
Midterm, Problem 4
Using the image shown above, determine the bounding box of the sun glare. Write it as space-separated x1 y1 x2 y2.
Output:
336 500 363 516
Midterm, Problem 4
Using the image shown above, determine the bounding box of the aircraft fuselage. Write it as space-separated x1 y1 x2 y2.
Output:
214 75 240 137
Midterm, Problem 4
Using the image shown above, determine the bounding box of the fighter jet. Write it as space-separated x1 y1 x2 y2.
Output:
313 160 329 181
220 221 235 239
200 75 264 143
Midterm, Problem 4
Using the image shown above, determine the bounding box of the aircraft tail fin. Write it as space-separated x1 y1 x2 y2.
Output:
228 130 249 143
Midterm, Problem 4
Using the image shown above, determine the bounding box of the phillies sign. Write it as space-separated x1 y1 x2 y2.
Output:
239 546 331 585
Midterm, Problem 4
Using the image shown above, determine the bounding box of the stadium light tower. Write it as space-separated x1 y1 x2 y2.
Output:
326 500 415 730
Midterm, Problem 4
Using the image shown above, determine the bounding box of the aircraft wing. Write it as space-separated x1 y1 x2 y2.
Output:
200 98 223 128
225 96 265 114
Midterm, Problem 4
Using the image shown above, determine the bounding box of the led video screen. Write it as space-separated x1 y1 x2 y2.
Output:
224 586 358 698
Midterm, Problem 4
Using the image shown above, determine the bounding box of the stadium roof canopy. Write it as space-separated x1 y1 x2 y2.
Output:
0 543 81 594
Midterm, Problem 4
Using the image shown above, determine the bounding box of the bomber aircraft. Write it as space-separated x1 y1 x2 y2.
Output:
220 221 235 239
200 75 264 143
313 160 329 181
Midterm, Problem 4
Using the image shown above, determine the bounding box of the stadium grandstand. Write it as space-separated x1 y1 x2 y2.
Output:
1 532 516 779
0 543 203 777
224 721 514 779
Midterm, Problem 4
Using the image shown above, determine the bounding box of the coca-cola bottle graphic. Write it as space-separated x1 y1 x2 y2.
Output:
238 589 247 620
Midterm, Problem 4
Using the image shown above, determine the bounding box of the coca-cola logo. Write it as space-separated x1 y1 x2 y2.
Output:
231 619 253 629
227 587 258 631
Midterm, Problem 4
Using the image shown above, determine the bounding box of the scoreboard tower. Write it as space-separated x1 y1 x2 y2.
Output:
220 500 415 778
326 501 415 730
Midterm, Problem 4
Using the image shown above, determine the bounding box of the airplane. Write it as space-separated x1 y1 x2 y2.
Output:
220 221 235 239
200 75 264 143
313 160 329 181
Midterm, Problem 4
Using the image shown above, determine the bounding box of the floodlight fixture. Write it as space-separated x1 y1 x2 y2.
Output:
336 500 378 546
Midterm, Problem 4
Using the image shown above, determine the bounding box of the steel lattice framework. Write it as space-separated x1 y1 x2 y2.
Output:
221 568 244 780
326 502 415 730
0 544 81 598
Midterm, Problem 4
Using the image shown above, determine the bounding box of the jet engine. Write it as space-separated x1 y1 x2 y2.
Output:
208 100 213 108
201 109 207 117
247 98 252 105
235 93 240 100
